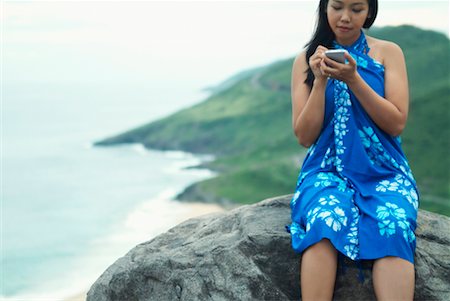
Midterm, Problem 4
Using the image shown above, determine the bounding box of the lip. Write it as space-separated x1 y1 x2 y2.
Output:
337 26 352 32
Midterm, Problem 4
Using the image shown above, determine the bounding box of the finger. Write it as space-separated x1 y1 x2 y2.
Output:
316 47 328 58
320 63 333 76
344 52 357 66
310 58 321 69
323 56 340 68
313 52 323 61
314 46 328 58
317 45 329 52
313 51 324 61
313 56 323 64
320 58 328 70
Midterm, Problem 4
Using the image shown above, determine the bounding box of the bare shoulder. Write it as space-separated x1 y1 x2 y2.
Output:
366 35 405 65
293 50 308 71
292 50 308 80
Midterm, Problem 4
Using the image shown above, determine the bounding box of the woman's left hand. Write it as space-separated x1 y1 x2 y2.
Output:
320 52 358 83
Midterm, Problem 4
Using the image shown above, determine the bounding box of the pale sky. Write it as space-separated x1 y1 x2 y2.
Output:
2 0 449 86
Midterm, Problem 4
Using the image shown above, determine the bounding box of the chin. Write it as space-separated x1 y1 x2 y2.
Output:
334 28 359 42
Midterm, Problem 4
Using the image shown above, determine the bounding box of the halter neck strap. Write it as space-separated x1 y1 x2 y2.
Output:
333 30 370 55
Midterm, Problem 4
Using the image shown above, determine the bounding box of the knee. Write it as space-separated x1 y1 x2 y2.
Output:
318 238 334 247
373 256 415 278
309 238 337 254
374 256 414 268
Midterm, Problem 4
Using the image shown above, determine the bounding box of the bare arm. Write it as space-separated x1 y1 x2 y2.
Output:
291 48 329 147
321 42 409 136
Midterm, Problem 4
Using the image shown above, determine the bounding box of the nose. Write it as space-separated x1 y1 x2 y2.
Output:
340 10 351 23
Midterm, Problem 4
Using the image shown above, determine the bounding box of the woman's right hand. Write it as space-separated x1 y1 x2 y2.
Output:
309 45 328 79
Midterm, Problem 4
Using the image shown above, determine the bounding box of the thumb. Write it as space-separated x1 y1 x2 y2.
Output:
344 52 357 66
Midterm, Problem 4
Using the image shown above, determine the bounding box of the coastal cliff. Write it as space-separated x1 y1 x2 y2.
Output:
95 25 450 216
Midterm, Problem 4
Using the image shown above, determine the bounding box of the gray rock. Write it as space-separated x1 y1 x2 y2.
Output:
87 195 450 301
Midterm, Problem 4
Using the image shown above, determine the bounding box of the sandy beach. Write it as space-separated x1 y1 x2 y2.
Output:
64 292 88 301
64 201 229 301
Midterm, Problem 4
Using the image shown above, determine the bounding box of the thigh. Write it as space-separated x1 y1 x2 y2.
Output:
357 191 417 263
291 171 357 224
290 171 361 259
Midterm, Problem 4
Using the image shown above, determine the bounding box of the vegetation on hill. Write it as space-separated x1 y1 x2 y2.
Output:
96 25 450 216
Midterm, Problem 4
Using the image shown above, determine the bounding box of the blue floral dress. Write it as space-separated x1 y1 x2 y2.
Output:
285 31 419 282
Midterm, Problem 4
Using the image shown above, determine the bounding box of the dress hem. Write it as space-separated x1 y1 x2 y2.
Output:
286 227 415 283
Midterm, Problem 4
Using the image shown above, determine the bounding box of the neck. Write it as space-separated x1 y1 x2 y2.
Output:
335 31 362 46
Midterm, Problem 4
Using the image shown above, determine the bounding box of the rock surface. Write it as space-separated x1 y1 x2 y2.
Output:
87 195 450 301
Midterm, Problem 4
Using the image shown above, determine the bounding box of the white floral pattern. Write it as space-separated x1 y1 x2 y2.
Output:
332 81 352 173
287 221 306 240
290 170 312 209
355 55 369 68
344 206 360 259
306 195 347 232
303 193 360 260
320 147 335 169
307 142 317 156
376 202 414 243
358 126 417 190
358 126 399 168
314 172 349 192
376 174 419 210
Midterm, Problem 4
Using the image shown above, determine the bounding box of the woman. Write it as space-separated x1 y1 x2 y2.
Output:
284 0 419 300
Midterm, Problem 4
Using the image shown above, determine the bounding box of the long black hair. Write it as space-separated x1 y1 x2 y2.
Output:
304 0 378 87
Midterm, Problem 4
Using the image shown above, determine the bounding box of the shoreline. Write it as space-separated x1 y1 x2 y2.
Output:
64 292 88 301
63 200 229 301
0 146 227 301
176 181 242 211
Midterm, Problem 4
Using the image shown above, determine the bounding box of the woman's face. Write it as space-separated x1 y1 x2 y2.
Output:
326 0 370 45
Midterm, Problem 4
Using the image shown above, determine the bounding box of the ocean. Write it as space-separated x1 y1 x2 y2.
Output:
2 81 219 300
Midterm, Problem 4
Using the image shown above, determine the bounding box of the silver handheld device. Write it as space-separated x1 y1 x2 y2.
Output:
325 49 348 64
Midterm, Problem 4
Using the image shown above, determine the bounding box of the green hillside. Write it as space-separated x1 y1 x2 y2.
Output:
96 25 450 216
369 26 450 99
